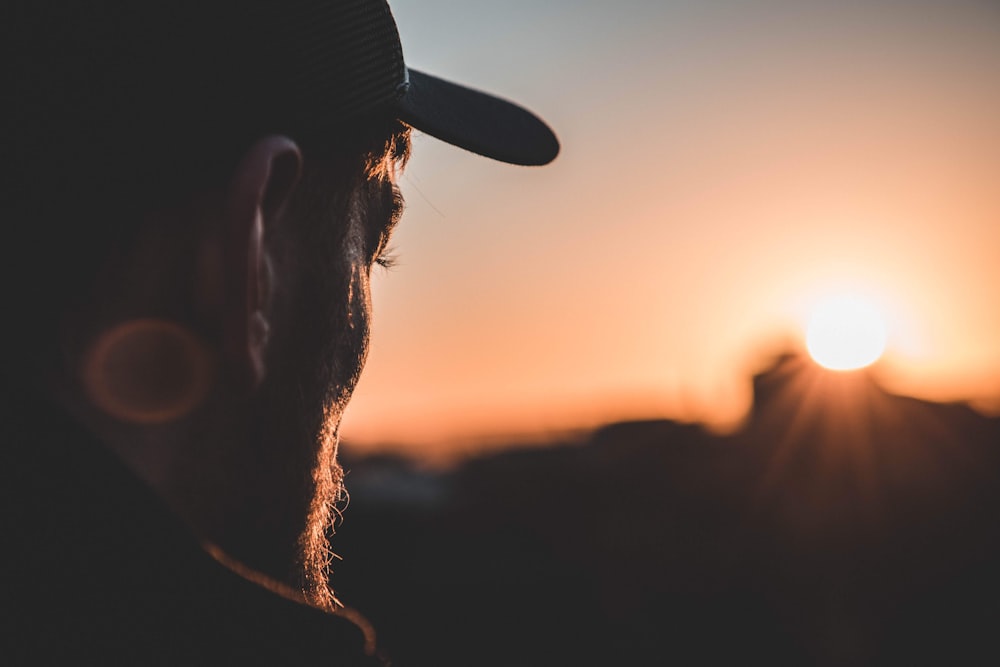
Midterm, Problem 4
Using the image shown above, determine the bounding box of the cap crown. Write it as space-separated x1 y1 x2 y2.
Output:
6 0 410 196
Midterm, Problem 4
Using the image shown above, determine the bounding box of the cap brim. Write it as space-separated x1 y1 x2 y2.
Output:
394 69 559 167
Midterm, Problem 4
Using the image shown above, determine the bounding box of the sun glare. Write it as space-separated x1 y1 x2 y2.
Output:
806 295 888 371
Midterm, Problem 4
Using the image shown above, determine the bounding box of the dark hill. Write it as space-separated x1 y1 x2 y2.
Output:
335 353 1000 666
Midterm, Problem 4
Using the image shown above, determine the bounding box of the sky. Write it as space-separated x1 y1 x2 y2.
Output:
339 0 1000 462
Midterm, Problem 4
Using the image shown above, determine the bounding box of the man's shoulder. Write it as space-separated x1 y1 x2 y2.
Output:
0 392 386 666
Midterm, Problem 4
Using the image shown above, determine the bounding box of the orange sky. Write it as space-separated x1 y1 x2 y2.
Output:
340 0 1000 461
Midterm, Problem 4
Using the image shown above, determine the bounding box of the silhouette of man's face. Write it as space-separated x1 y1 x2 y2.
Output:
207 138 407 605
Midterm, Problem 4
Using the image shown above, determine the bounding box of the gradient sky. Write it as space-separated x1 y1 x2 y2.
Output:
340 0 1000 461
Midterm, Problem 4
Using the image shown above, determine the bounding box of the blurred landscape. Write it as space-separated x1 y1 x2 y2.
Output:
330 4 1000 664
336 351 1000 666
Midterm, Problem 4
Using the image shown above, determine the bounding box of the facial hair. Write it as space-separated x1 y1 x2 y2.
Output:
216 174 374 610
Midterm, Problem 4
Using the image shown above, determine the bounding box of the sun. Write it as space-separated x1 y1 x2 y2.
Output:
806 295 888 371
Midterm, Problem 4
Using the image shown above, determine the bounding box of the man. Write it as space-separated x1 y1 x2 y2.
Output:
2 1 557 663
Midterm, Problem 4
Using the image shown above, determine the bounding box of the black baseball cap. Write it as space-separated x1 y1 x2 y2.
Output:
7 0 559 172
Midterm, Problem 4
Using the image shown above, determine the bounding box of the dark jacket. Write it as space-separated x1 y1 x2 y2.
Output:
1 388 387 666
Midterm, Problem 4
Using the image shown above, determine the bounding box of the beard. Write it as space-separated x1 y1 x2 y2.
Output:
207 176 373 611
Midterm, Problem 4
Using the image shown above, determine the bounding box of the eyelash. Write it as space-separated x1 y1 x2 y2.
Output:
374 244 400 270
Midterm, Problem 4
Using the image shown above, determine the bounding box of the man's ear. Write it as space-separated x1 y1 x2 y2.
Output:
220 135 302 389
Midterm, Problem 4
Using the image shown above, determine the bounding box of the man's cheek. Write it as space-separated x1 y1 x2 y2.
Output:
327 265 372 409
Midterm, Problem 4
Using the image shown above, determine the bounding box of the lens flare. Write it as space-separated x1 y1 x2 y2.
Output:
806 295 888 371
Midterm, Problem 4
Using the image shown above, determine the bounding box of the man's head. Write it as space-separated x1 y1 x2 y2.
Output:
5 0 556 607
